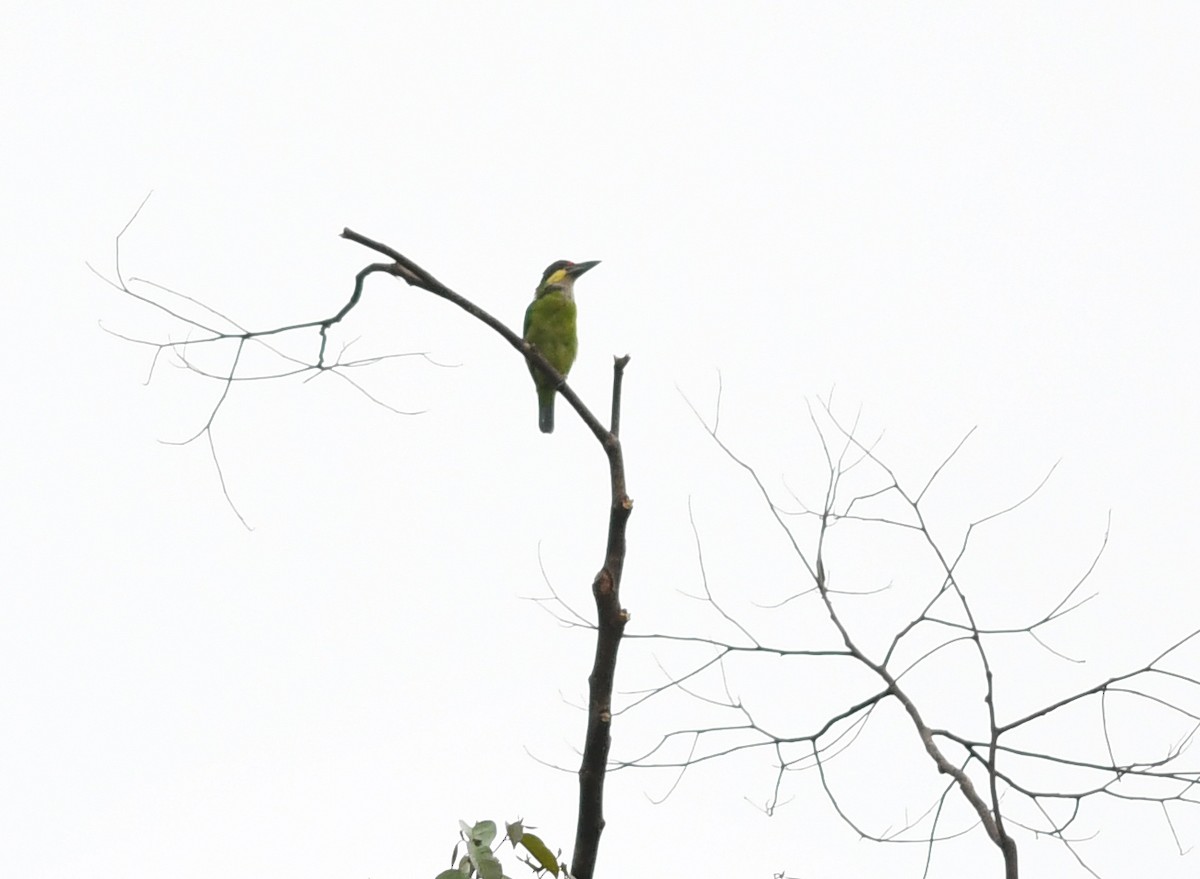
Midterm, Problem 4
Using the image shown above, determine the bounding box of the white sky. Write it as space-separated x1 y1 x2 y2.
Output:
4 3 1199 877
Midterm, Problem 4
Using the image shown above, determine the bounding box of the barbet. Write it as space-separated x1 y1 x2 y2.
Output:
522 259 600 433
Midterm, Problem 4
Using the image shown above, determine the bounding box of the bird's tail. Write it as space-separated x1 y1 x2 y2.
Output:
538 390 555 434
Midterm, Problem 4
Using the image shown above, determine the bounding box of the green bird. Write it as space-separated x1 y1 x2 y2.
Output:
523 259 600 433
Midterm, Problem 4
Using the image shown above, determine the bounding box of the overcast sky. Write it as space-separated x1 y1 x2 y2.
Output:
5 3 1199 877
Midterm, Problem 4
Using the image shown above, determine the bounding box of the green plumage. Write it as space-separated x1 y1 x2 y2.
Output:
522 260 598 434
524 290 577 434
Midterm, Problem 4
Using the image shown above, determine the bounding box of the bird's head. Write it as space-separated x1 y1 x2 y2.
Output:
536 259 600 300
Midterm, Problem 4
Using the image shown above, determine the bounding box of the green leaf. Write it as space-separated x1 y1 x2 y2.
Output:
458 819 502 879
434 871 466 879
477 853 503 879
505 820 525 847
469 820 498 848
519 832 559 876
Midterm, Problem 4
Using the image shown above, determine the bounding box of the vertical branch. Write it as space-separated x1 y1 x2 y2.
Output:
572 356 633 879
609 355 630 436
113 224 639 878
336 232 633 877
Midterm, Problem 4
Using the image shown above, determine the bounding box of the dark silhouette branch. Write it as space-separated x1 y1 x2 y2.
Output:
339 228 615 445
571 355 632 879
336 228 633 879
101 204 633 879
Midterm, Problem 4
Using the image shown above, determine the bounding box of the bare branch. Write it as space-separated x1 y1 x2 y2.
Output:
102 209 634 879
622 400 1197 878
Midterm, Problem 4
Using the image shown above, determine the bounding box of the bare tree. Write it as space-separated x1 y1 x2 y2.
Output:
97 200 1198 878
601 394 1200 878
93 199 631 879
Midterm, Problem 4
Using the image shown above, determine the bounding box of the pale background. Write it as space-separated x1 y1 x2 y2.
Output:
4 3 1199 877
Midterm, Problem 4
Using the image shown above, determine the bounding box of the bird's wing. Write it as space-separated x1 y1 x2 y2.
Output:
523 299 536 338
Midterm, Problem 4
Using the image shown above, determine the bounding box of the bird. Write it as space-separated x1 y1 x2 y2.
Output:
522 259 600 433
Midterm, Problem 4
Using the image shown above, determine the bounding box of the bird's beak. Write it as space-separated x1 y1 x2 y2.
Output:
567 260 600 277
